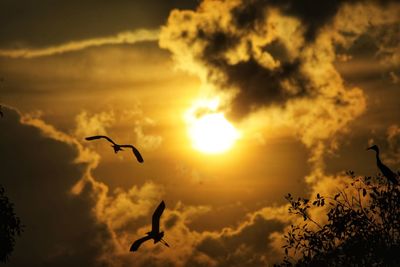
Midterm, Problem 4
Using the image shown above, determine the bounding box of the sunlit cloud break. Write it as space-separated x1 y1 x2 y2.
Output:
0 29 160 59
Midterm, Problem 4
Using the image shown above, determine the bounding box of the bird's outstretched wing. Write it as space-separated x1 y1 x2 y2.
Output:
152 201 165 233
120 145 144 163
129 235 152 252
85 135 116 145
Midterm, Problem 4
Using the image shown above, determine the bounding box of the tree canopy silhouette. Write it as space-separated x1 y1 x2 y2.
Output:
276 171 400 267
0 185 24 263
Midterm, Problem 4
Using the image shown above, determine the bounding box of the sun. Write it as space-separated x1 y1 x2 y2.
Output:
188 113 240 154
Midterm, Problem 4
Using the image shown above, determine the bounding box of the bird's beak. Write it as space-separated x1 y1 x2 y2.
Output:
366 146 373 150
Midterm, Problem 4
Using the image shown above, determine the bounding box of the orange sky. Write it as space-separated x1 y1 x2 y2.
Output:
0 1 399 266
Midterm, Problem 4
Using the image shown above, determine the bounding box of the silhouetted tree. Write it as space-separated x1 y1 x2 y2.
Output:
0 185 23 263
276 171 400 267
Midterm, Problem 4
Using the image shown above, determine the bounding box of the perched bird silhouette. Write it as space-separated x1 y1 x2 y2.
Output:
367 145 398 185
130 200 170 252
85 135 143 163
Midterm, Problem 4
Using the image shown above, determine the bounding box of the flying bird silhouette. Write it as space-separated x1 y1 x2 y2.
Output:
130 200 170 252
85 135 143 163
367 145 398 185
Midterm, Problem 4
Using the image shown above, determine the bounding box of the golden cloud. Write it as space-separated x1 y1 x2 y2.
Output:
0 29 159 59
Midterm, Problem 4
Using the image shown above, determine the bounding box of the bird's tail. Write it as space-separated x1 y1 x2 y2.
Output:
160 238 170 247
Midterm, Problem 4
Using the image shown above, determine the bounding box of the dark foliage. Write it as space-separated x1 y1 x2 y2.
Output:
276 171 400 267
0 185 23 263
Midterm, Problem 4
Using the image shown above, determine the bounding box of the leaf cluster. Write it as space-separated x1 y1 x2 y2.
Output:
0 185 24 263
276 172 400 267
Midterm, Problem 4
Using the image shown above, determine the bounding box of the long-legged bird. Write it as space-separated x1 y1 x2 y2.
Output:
85 135 143 163
130 200 169 252
367 145 398 185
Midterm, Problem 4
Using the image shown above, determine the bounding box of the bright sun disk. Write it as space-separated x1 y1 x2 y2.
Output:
189 113 240 154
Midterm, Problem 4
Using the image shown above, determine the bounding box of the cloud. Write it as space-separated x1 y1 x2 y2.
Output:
2 65 295 267
1 1 398 266
0 103 391 267
0 0 199 48
334 2 400 81
184 170 386 267
109 200 291 267
159 0 400 180
0 106 221 267
383 125 400 165
0 29 159 59
135 124 163 151
73 108 163 152
93 198 213 267
74 110 116 139
156 3 399 264
5 2 393 267
389 72 399 84
186 205 290 267
159 1 400 180
0 106 169 266
0 106 110 266
124 110 164 152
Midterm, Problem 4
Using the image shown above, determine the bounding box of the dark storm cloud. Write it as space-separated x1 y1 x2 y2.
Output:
186 6 310 118
161 0 364 120
0 107 111 267
0 0 198 48
211 58 308 118
230 0 397 41
160 0 400 163
160 0 400 180
160 0 396 125
338 22 399 73
164 15 314 120
216 0 354 40
228 0 344 41
187 214 285 267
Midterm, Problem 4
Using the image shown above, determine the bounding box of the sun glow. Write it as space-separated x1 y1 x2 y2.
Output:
185 98 240 154
189 113 240 154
